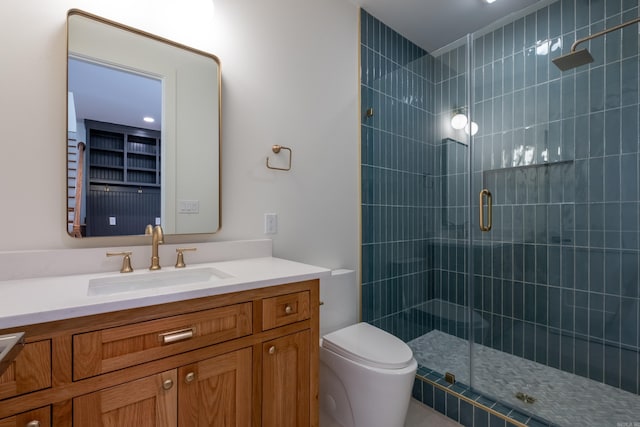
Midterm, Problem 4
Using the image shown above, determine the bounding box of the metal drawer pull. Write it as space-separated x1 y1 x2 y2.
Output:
26 422 40 427
162 379 174 390
185 372 196 383
284 305 293 314
159 328 194 345
268 346 276 355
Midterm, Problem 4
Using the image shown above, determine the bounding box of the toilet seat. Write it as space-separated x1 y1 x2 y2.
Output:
321 322 413 369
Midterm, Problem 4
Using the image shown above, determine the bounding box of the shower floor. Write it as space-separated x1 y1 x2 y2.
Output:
408 330 640 427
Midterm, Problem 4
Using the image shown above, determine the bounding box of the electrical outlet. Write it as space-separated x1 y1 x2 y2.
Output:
264 213 277 234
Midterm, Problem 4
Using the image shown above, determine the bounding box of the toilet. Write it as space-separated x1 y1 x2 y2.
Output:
319 270 418 427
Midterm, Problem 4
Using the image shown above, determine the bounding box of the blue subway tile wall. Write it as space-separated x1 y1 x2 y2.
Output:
360 9 546 427
360 9 437 342
361 7 557 427
361 1 640 425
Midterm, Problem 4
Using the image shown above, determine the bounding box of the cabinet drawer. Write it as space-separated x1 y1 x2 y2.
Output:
0 406 51 427
262 291 310 331
73 302 252 380
0 341 51 401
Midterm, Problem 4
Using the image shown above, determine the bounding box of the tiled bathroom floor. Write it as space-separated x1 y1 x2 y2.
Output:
319 398 461 427
404 398 463 427
408 330 640 427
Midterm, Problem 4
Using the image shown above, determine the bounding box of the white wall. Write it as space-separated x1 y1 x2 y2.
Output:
0 0 359 275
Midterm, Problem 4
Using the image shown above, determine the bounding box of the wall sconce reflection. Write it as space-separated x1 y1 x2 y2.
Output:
451 110 468 130
465 121 478 136
450 109 478 136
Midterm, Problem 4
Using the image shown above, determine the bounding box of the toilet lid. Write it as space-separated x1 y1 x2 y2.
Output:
321 322 414 369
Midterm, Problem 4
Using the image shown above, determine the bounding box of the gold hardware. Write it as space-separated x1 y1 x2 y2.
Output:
145 224 164 270
553 16 640 70
162 379 174 390
479 189 492 232
159 328 194 345
266 145 292 171
185 372 196 383
444 372 456 384
175 247 197 268
365 107 374 118
106 251 134 273
26 421 40 427
268 346 276 355
284 305 293 314
515 392 536 404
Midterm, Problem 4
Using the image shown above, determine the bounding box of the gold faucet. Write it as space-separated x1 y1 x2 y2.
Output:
145 224 164 270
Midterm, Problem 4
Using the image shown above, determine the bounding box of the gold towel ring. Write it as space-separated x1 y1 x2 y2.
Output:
266 145 292 171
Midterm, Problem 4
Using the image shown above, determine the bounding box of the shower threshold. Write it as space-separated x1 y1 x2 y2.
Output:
408 330 640 427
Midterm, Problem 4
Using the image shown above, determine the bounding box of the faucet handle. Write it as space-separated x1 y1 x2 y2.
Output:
144 224 153 235
175 248 197 268
106 251 134 273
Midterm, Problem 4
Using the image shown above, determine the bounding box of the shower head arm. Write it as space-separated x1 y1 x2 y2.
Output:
570 16 640 53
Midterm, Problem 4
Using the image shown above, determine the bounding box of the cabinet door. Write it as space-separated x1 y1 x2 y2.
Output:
0 406 50 427
0 341 51 400
262 330 310 427
73 371 177 427
177 348 252 427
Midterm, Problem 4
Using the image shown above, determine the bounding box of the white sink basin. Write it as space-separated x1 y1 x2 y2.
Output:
87 267 232 296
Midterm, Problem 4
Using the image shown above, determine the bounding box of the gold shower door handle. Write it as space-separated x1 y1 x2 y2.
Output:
479 189 492 232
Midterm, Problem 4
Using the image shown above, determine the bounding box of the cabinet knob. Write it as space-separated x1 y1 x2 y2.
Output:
268 346 276 355
26 422 40 427
185 372 196 383
162 379 174 390
284 305 293 314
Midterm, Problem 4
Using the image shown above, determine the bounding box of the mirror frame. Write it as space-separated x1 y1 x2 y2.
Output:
66 9 222 238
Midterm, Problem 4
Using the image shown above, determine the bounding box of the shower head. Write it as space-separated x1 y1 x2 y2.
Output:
551 48 594 71
552 16 640 71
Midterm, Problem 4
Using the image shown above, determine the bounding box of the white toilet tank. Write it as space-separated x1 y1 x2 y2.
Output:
320 269 357 337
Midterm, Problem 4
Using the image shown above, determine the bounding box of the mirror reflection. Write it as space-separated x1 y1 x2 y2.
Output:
66 9 221 238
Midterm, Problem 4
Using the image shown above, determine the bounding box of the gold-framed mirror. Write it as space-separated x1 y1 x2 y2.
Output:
66 9 220 238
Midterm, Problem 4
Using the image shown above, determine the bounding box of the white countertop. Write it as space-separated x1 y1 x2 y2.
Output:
0 257 330 329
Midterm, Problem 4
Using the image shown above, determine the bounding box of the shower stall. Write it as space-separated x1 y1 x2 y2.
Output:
360 1 640 426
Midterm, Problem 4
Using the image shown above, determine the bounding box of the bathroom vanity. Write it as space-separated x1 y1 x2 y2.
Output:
0 256 327 427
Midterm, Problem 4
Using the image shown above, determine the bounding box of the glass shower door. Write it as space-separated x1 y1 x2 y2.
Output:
467 3 640 425
410 35 475 387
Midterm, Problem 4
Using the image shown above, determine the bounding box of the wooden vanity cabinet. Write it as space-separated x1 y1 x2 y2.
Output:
0 279 319 427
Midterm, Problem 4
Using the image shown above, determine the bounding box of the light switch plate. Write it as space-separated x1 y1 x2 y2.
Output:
178 200 199 214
